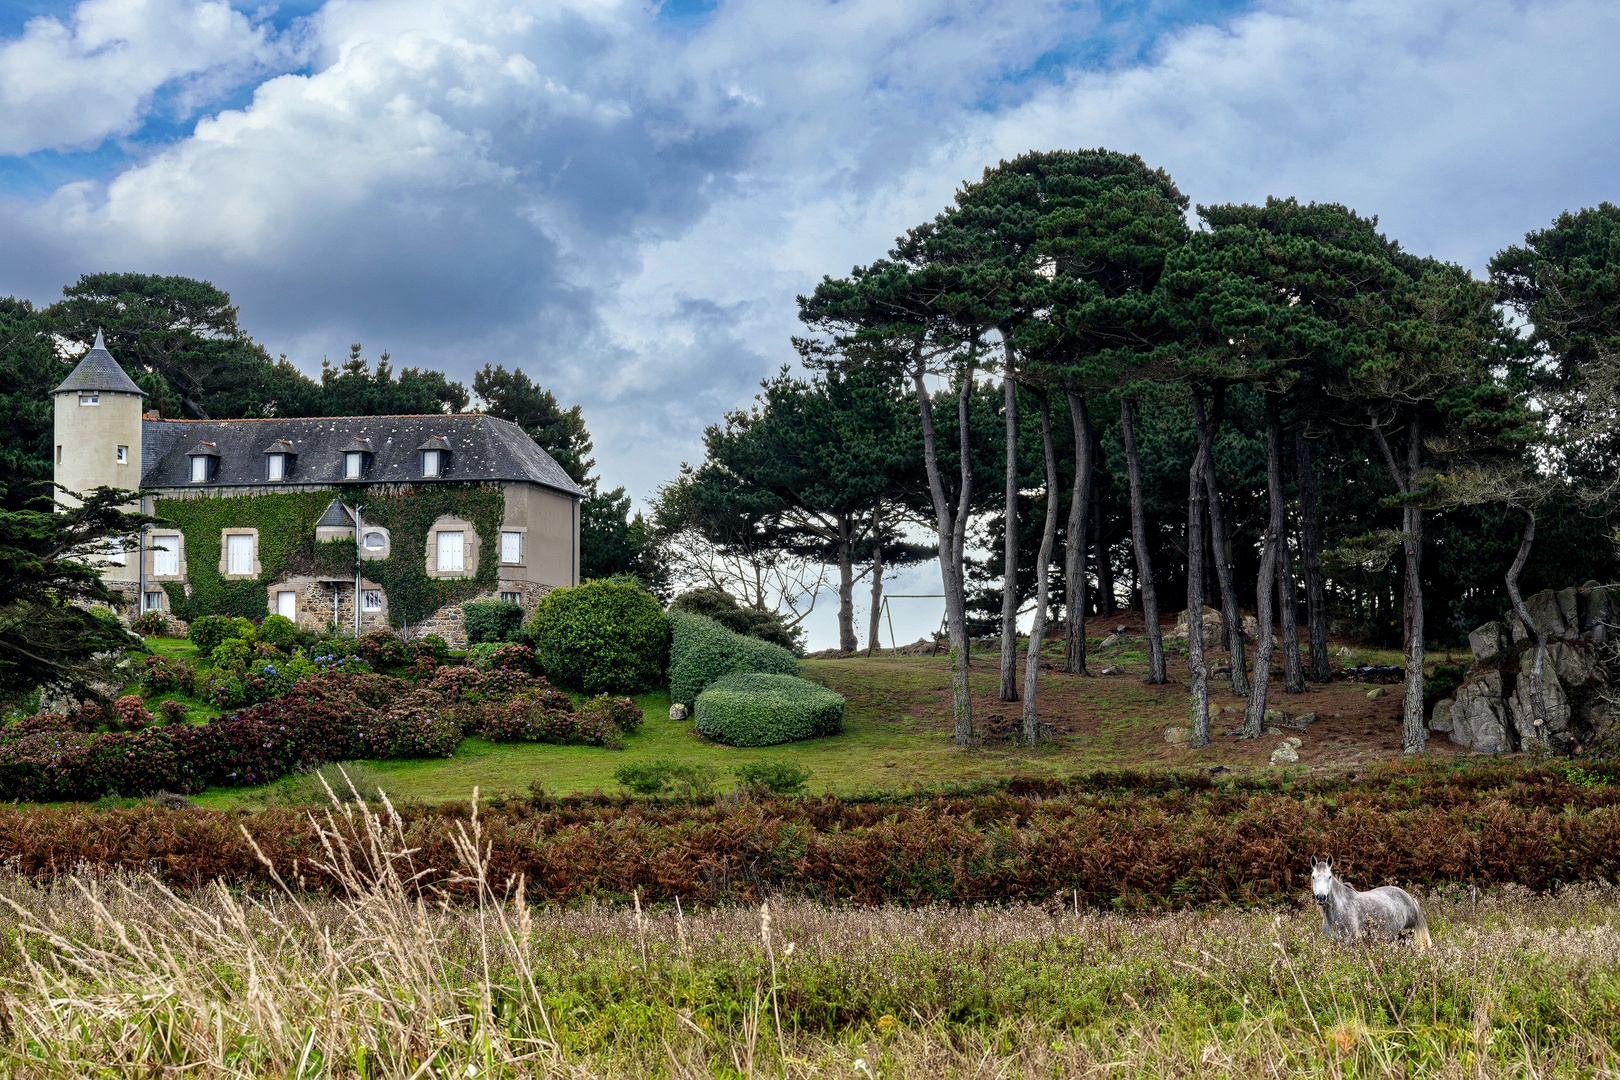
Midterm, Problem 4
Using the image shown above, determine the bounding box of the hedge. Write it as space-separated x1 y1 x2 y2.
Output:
462 600 524 645
694 672 844 747
526 578 668 694
668 612 798 708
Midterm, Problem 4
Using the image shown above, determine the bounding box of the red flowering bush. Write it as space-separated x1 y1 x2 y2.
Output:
355 693 462 759
157 700 188 724
356 628 407 669
142 655 197 695
112 696 153 732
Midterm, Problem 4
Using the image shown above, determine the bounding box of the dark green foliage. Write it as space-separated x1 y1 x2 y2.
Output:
462 600 524 645
526 578 668 694
186 615 239 656
612 758 719 796
694 672 845 747
474 364 593 486
0 297 61 483
735 758 813 794
580 485 664 588
668 588 799 651
315 343 469 417
258 614 297 646
0 481 152 697
667 612 798 709
1491 203 1620 384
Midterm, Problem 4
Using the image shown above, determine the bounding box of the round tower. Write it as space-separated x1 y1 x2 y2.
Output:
51 330 146 586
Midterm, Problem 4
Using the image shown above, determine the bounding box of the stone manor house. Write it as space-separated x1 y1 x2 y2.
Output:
53 333 584 647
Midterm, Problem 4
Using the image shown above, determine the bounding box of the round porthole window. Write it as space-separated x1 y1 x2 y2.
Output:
364 531 386 549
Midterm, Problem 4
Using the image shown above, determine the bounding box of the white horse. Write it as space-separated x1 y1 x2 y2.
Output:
1309 856 1431 949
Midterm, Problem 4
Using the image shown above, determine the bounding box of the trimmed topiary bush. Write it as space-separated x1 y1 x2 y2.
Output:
693 672 844 747
463 600 525 645
668 589 801 651
667 612 798 709
526 578 668 694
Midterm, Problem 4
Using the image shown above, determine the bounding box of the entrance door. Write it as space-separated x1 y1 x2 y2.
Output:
277 590 296 619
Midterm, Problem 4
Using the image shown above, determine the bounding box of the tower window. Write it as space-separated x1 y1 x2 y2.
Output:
79 394 99 407
500 531 522 563
116 446 128 465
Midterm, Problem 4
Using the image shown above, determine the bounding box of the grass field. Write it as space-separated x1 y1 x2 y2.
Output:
3 797 1617 1078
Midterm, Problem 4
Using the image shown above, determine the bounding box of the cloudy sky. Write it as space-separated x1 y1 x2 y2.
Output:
3 0 1617 646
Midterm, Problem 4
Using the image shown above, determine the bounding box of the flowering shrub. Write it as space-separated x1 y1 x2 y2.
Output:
243 655 320 705
188 615 244 655
429 667 486 702
308 651 371 675
5 713 73 737
142 655 197 696
208 674 246 709
468 701 578 743
583 695 643 735
462 691 635 750
356 628 407 669
355 698 462 759
70 700 110 731
129 611 170 637
157 700 188 724
403 650 440 680
482 666 537 700
112 696 153 732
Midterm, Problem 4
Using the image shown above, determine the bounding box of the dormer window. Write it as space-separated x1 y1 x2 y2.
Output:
416 436 451 478
262 438 295 482
186 442 220 483
339 438 372 480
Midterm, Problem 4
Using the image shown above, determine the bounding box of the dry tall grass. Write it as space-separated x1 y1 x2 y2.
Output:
0 778 1616 1078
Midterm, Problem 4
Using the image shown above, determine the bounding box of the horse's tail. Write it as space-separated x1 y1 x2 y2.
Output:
1411 908 1433 951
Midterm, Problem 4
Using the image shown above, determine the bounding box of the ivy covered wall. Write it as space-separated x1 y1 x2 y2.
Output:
153 483 504 629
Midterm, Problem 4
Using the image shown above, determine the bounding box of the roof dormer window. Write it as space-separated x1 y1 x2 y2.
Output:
263 438 295 482
339 438 372 480
187 442 220 483
417 436 451 478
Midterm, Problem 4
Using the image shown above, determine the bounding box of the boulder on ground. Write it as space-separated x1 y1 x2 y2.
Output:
1449 670 1512 753
1164 726 1189 744
1468 621 1506 664
1099 634 1120 648
1547 641 1602 689
1506 666 1571 742
1270 743 1299 765
1428 699 1454 733
1169 606 1224 640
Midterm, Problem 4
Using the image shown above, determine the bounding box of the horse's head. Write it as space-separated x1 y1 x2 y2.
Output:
1309 856 1334 907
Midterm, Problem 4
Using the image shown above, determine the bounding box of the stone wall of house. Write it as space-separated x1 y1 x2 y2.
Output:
408 580 554 648
1431 582 1615 755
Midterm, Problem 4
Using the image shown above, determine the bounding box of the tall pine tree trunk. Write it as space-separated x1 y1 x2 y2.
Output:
1023 391 1060 743
836 513 856 653
1241 393 1285 738
1187 393 1212 748
1197 392 1249 696
1120 398 1167 683
1369 408 1427 754
1278 508 1305 693
1000 370 1020 701
912 358 977 747
1062 390 1092 674
1295 431 1331 682
866 504 885 655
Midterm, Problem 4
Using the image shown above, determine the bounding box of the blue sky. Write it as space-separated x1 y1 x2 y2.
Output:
3 0 1618 646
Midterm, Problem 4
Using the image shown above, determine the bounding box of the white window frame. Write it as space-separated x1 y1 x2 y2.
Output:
500 530 522 564
116 445 128 464
344 452 364 479
151 535 180 577
422 449 442 477
226 532 255 575
190 456 209 483
276 591 297 619
436 530 465 572
267 453 286 481
79 394 99 407
361 589 383 612
144 591 164 612
499 591 521 604
363 530 386 550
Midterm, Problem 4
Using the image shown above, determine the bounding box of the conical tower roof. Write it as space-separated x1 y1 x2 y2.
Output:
50 330 146 396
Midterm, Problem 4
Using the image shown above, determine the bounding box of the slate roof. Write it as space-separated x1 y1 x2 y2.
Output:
50 332 146 397
139 414 586 497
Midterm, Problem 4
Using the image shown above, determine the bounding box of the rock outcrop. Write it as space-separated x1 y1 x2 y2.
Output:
1433 581 1615 755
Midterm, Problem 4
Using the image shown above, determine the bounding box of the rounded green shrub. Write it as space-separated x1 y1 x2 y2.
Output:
668 612 798 708
462 600 524 645
526 578 668 694
187 615 238 655
259 614 298 646
694 673 844 747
